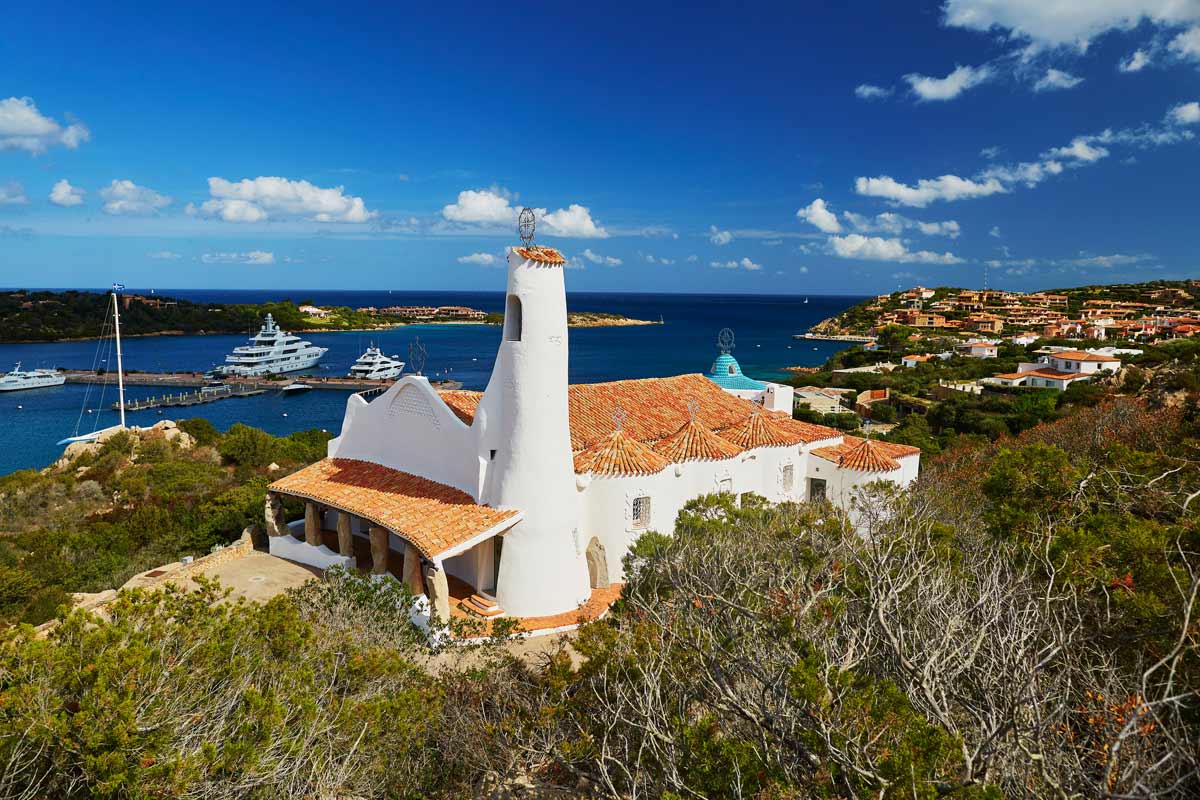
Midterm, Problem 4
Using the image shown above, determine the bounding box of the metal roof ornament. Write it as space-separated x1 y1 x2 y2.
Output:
518 207 536 248
408 337 427 376
717 327 735 354
611 404 627 432
687 398 700 421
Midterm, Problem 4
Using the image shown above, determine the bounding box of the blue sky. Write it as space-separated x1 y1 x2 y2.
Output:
2 1 1199 294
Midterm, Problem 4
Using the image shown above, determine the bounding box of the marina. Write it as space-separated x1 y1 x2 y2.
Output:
0 291 862 475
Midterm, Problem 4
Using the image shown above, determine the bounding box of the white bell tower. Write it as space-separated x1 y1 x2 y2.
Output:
476 212 590 617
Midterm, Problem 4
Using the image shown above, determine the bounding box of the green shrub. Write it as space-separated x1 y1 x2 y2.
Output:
218 423 277 467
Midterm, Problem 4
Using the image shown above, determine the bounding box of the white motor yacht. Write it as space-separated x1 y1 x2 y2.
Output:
216 314 328 377
347 346 405 380
0 363 66 392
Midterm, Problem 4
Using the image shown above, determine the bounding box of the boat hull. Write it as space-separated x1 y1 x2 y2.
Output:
216 351 327 377
0 375 67 392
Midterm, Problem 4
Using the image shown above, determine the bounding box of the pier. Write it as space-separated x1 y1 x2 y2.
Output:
63 371 394 393
792 333 876 343
112 384 267 412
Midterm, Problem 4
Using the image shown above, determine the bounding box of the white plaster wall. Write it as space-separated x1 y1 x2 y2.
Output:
443 539 495 595
327 377 481 497
761 383 794 412
475 250 590 617
576 444 810 582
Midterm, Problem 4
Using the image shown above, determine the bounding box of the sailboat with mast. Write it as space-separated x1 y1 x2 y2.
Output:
57 284 129 445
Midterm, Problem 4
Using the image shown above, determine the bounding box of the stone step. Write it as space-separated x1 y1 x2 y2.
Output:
461 594 503 618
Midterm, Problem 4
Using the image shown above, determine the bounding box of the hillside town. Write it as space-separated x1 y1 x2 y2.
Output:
835 280 1200 342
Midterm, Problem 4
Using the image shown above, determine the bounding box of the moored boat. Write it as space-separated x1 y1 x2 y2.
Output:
216 314 328 377
347 345 405 380
0 363 66 392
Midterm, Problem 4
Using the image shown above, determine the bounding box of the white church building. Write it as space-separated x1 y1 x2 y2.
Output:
265 237 919 631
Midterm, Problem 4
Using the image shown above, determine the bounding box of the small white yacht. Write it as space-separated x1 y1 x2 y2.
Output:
0 363 66 392
347 346 405 380
216 314 328 377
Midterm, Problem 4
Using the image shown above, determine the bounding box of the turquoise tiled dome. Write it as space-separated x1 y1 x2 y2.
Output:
707 352 767 390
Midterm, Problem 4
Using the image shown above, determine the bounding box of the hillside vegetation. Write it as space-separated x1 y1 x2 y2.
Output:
0 420 329 624
0 290 385 342
0 384 1195 796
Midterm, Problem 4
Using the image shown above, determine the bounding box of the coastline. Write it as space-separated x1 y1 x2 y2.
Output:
4 316 662 345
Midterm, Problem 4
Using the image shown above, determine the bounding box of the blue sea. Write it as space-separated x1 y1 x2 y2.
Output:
0 290 864 476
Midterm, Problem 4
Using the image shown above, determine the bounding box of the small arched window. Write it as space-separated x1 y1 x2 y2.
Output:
727 364 737 375
504 294 522 342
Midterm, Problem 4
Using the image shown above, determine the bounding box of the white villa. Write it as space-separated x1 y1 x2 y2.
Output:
988 348 1122 390
264 240 919 632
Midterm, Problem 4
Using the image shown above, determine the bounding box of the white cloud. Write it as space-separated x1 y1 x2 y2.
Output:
442 187 519 224
942 1 1200 50
1169 25 1200 59
843 210 961 238
856 103 1194 208
441 188 607 238
855 174 1006 207
0 181 27 205
855 83 892 100
0 97 90 155
829 234 965 264
1046 136 1109 162
1072 252 1153 267
147 250 181 260
1168 100 1200 124
194 176 375 224
457 252 499 266
708 225 734 245
980 145 1003 159
1119 48 1152 71
201 250 275 265
100 179 172 215
980 158 1065 185
642 252 676 265
1033 68 1084 91
796 198 842 233
710 257 763 271
990 225 1002 237
541 204 608 238
686 254 699 262
48 179 84 207
905 64 992 101
580 248 622 266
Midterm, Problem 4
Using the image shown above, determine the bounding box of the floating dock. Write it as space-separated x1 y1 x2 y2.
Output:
112 384 267 412
63 371 393 393
792 333 876 343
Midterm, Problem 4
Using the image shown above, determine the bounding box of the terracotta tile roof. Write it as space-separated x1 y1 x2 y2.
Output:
1050 350 1120 362
438 373 844 461
717 409 806 449
839 435 920 459
268 458 520 559
771 415 847 444
811 437 901 473
514 246 567 266
573 428 670 477
994 368 1088 381
567 374 792 451
439 390 481 425
654 418 744 463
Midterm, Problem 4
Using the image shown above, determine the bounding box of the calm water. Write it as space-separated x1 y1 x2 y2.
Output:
0 290 863 475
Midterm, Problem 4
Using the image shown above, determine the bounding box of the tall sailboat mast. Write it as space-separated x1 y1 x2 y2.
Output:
112 284 126 429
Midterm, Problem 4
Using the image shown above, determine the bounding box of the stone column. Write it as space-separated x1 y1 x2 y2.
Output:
423 563 450 624
369 526 390 575
401 543 424 595
304 502 322 546
264 492 287 537
337 512 354 557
